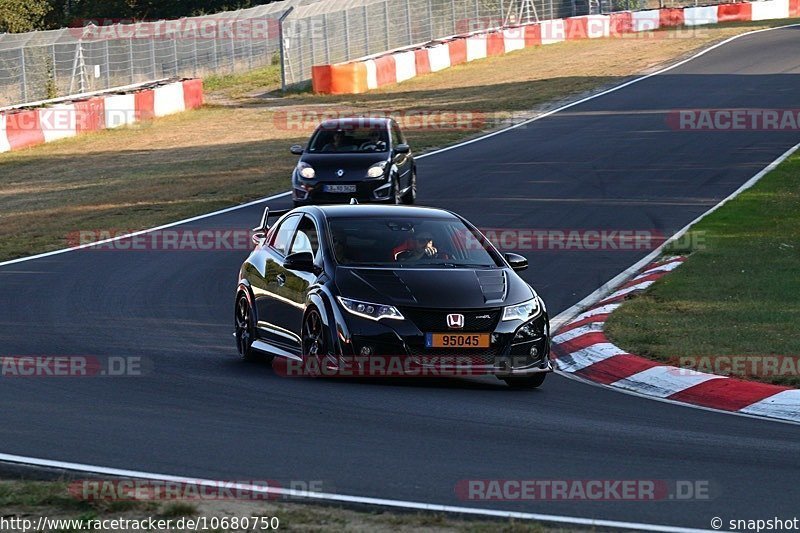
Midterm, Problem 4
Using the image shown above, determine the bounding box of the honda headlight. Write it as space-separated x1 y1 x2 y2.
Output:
297 162 315 179
366 162 387 178
502 297 543 321
337 297 404 321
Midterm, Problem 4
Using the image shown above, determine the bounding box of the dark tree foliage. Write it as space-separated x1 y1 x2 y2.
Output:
43 0 280 29
0 0 51 32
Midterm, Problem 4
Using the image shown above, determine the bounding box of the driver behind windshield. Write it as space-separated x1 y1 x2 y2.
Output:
322 130 347 152
395 232 438 262
360 129 387 152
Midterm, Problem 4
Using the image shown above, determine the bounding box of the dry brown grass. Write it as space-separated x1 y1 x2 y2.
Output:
0 20 790 261
0 478 574 532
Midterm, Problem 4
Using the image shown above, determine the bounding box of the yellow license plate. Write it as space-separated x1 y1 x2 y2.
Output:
425 333 490 349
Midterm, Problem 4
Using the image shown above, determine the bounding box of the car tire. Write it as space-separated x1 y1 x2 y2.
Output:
302 306 331 376
392 176 403 205
401 170 416 205
503 373 547 389
235 292 266 362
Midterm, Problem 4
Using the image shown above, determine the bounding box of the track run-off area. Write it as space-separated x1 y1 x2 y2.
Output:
1 25 800 531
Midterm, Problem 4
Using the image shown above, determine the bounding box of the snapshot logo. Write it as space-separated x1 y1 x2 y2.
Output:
456 479 715 501
668 109 800 131
67 229 255 252
69 479 325 502
69 18 279 41
0 356 148 378
670 355 800 379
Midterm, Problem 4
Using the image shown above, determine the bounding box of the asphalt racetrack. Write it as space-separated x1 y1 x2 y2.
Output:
1 26 800 530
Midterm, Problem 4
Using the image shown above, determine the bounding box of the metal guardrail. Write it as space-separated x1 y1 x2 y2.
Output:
0 0 746 107
0 0 586 106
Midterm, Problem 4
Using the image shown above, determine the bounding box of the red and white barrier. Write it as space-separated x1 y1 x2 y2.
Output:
503 26 527 52
394 51 417 83
754 0 790 18
0 114 10 153
153 82 186 117
552 257 800 424
632 9 661 31
104 93 137 129
587 15 612 38
541 19 566 44
310 1 799 94
39 103 77 143
0 79 204 154
428 43 451 72
466 35 488 62
684 6 719 25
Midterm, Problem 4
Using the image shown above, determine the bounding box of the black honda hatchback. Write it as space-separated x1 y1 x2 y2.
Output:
289 117 416 206
235 204 552 388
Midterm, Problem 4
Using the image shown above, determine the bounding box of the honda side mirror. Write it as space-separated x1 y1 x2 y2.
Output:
505 252 528 272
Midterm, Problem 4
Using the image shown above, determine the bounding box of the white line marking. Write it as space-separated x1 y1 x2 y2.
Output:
598 279 655 303
416 24 800 160
0 192 291 268
635 259 684 279
0 453 715 533
3 25 798 271
552 322 604 344
1 23 799 528
551 137 800 333
553 368 800 426
739 389 800 422
610 366 725 398
557 342 628 373
568 303 622 324
552 136 800 424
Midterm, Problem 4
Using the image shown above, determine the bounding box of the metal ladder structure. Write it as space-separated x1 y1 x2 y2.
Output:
505 0 540 25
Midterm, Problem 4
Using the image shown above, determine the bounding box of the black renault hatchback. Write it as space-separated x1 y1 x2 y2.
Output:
289 117 416 207
235 204 552 388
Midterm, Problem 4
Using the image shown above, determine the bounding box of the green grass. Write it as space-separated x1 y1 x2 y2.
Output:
204 64 282 98
0 480 156 514
1 20 791 263
605 152 800 387
159 501 200 517
0 479 568 532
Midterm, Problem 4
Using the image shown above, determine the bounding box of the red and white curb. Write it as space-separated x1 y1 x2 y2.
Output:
551 256 800 424
312 0 800 94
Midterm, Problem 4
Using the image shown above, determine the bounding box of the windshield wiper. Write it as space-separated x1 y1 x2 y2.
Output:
346 262 395 268
425 262 494 268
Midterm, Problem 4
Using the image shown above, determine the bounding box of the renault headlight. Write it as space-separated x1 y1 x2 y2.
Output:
366 162 387 178
297 162 315 179
337 297 404 321
502 297 543 321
